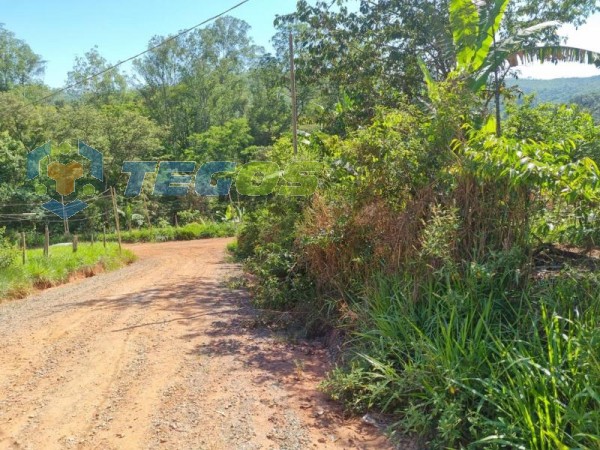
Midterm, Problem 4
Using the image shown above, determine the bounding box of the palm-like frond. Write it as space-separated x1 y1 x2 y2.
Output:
423 0 600 99
472 21 599 91
509 46 600 67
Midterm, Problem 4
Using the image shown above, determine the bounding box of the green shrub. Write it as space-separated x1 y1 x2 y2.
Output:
226 240 238 255
233 85 600 449
322 270 600 449
174 225 197 240
177 209 204 225
0 227 17 269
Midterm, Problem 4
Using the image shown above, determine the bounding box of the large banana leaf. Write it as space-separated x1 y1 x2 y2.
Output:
427 0 600 96
471 21 569 91
450 0 511 72
471 43 600 92
449 0 480 68
472 0 510 72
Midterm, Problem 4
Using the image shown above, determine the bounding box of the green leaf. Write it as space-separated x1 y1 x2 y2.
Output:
449 0 480 68
418 58 440 102
473 0 510 71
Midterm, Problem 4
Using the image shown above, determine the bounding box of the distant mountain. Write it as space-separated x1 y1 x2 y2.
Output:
508 75 600 121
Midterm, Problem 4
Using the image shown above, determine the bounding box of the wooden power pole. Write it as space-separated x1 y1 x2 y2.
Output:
289 32 298 156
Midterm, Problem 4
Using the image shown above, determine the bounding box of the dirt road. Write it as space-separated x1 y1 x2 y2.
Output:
0 239 392 450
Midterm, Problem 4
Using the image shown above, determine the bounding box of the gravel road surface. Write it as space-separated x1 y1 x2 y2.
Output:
0 239 392 450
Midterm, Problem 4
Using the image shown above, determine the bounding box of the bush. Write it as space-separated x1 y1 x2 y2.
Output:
226 240 238 255
0 227 17 269
177 209 203 226
235 86 600 448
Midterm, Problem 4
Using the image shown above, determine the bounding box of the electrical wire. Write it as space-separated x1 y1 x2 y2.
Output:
0 189 113 224
0 189 112 210
27 0 250 107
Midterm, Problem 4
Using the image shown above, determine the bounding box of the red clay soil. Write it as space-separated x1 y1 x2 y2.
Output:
0 238 394 449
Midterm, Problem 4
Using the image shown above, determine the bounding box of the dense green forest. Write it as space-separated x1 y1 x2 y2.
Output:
2 0 600 447
510 75 600 120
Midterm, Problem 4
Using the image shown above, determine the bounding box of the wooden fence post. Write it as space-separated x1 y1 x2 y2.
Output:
110 187 122 254
103 224 107 248
142 195 152 229
73 235 78 253
44 225 49 258
21 232 26 265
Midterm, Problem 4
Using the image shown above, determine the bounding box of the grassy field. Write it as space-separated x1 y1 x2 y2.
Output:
0 243 136 300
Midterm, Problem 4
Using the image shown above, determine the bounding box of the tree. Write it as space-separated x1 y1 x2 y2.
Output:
0 131 25 185
0 91 57 150
502 0 600 35
0 131 38 226
275 1 437 121
66 46 128 104
275 0 599 127
247 55 290 146
134 16 261 153
185 118 253 162
53 103 163 187
0 24 45 91
437 0 600 135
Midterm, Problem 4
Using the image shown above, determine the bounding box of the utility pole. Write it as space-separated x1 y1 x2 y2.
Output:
492 25 502 137
289 32 298 156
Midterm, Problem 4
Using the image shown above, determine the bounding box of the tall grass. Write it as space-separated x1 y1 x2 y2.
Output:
0 243 135 300
105 221 237 243
323 269 600 449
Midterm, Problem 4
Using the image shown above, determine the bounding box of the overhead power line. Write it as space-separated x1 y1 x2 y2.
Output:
0 189 111 209
28 0 250 107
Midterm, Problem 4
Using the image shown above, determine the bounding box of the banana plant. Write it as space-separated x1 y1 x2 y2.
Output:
421 0 600 135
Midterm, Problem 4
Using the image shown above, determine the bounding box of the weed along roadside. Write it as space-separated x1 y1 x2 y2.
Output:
104 221 237 243
231 1 600 446
0 238 135 300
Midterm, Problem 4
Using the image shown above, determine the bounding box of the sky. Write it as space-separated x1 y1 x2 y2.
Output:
1 0 300 87
1 0 599 88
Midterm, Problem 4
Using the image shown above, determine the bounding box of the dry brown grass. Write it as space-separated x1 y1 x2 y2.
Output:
297 173 532 301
